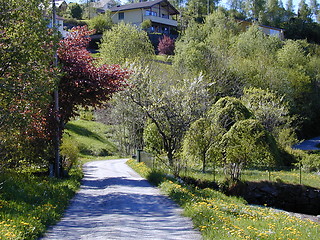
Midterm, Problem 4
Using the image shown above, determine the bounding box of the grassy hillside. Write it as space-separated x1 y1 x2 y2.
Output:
63 119 118 160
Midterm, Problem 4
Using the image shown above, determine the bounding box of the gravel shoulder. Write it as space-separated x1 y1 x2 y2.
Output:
41 159 202 240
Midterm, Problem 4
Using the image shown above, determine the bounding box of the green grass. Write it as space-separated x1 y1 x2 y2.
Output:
64 119 117 158
0 119 122 239
80 155 126 165
0 167 83 240
127 159 320 240
180 167 320 189
153 54 174 63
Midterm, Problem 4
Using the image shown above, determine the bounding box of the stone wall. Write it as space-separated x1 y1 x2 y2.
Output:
228 181 320 215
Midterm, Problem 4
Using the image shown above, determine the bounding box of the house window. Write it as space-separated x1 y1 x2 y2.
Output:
119 12 124 20
162 14 169 19
146 10 157 16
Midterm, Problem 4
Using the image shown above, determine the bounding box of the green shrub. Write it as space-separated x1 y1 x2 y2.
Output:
300 153 320 172
88 12 113 34
141 19 152 30
60 137 79 172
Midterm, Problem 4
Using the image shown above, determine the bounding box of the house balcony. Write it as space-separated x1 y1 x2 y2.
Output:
144 15 178 27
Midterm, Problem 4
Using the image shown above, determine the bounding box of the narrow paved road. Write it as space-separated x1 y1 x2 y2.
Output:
41 159 202 240
293 136 320 151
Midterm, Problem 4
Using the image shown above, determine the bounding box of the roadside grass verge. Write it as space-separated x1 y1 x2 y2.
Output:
0 119 121 239
0 166 83 240
127 159 320 240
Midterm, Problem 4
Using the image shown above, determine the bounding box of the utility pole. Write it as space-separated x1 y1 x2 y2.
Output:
52 0 61 178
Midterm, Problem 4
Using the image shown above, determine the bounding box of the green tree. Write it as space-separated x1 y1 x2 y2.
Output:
241 87 296 147
88 12 113 33
0 0 59 167
284 0 295 19
244 0 266 19
182 118 221 173
208 96 253 131
99 22 154 65
174 10 243 97
185 0 221 22
264 0 286 26
123 63 211 174
286 0 294 12
221 119 281 181
298 0 312 22
140 19 152 30
309 0 319 20
68 3 83 19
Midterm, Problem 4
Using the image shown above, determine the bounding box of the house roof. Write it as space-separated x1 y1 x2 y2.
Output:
93 0 117 9
237 19 284 32
110 0 179 15
49 0 67 8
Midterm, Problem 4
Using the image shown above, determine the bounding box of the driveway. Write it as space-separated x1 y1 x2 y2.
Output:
41 159 202 240
293 137 320 151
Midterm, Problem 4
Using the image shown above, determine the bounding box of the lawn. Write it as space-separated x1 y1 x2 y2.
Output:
127 159 320 240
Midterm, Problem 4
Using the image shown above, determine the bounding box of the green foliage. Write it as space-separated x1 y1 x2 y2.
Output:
99 22 154 65
208 97 252 131
241 87 297 147
277 40 309 68
60 136 80 172
0 0 59 169
68 3 83 20
0 166 82 239
143 121 164 156
140 19 152 30
300 153 320 172
174 11 243 98
182 118 221 173
88 12 113 34
222 119 281 180
175 9 320 136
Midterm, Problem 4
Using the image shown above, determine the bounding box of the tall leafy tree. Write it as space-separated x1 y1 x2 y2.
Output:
182 118 220 173
244 0 266 19
241 87 296 147
264 0 286 26
185 0 220 22
122 63 211 174
221 119 281 180
0 0 59 167
56 26 129 127
99 22 154 65
284 0 295 19
309 0 319 20
298 0 312 22
286 0 294 11
68 3 83 19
